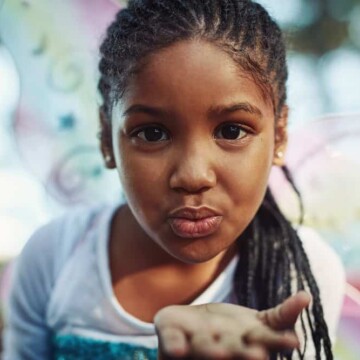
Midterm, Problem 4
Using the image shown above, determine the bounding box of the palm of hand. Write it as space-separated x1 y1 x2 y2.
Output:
155 291 311 360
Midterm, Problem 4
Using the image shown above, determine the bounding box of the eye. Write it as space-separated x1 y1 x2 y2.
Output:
214 123 248 140
131 126 169 142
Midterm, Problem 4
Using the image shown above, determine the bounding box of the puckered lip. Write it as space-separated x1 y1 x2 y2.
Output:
168 206 221 220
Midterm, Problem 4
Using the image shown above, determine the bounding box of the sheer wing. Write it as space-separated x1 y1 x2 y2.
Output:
0 0 124 206
270 114 360 356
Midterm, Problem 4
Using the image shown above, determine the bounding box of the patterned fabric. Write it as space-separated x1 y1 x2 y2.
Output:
53 334 158 360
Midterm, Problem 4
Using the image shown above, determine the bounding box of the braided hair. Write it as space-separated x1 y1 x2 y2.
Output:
98 1 333 359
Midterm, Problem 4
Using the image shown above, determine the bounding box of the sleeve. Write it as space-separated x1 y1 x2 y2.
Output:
2 205 104 359
2 219 65 359
296 226 346 358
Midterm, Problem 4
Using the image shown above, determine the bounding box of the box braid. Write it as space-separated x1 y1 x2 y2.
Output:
235 170 332 359
98 0 333 358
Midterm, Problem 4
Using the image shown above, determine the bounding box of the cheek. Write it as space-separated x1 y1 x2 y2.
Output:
116 142 169 214
220 135 274 210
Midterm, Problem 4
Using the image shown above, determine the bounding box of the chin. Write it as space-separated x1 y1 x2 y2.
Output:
166 240 229 265
175 253 215 265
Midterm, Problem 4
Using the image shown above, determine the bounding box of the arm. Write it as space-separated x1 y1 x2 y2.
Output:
2 224 58 359
2 205 110 359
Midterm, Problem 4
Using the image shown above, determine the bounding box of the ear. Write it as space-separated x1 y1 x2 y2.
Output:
273 105 288 167
98 108 116 169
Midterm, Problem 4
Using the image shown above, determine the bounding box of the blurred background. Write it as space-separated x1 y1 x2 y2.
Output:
0 0 359 358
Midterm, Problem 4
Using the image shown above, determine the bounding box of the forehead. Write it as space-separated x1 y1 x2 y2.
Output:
117 39 274 119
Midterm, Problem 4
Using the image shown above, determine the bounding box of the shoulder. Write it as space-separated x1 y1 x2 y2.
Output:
297 226 346 341
4 204 118 358
8 203 113 304
16 205 106 276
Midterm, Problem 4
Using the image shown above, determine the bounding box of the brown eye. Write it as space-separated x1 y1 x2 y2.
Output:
215 124 247 140
133 126 169 142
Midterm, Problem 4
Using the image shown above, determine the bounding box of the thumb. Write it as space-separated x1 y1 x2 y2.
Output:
257 291 311 330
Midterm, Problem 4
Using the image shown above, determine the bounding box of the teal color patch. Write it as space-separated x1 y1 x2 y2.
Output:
53 334 158 360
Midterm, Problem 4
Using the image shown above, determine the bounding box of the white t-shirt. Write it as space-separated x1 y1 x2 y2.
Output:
2 203 345 359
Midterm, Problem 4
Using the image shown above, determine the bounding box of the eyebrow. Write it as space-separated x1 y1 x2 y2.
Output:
207 102 263 118
122 104 165 117
122 102 263 118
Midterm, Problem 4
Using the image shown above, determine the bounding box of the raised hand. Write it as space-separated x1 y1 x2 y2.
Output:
155 291 311 360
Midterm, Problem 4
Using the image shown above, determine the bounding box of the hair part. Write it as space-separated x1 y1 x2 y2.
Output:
98 0 288 122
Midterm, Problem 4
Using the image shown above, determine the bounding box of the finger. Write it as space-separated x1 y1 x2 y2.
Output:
216 335 268 360
154 305 203 334
199 302 258 319
157 326 189 358
190 333 230 359
234 344 268 360
245 327 299 350
257 291 311 330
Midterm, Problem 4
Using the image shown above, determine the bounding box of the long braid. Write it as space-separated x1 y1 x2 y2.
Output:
98 1 333 358
269 171 332 358
234 181 333 359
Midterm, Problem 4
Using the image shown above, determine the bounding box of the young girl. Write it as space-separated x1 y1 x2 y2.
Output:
3 0 345 359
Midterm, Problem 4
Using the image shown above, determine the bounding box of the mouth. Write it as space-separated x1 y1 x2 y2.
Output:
167 207 223 238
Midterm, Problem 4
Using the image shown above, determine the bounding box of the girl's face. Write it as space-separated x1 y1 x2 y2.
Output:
108 40 286 264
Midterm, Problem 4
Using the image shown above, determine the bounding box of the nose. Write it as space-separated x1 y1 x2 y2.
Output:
169 141 217 194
